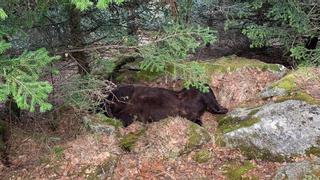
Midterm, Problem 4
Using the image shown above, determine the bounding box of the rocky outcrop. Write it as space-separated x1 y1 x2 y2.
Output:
208 56 287 108
221 100 320 161
82 114 123 135
260 67 320 102
274 158 320 180
130 117 212 159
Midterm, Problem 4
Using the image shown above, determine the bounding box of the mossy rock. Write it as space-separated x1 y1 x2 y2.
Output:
185 123 211 151
266 67 320 103
119 129 146 151
215 108 260 145
274 158 320 180
218 110 287 162
217 116 260 134
275 91 320 105
237 144 287 162
83 114 122 135
192 150 211 163
306 146 320 157
223 160 255 180
115 55 285 84
202 55 284 74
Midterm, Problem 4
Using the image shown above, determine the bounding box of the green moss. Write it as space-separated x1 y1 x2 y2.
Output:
272 74 297 91
217 116 260 134
186 124 211 150
52 146 64 160
238 145 287 162
115 55 284 84
216 113 288 161
192 150 211 163
306 146 320 157
271 67 319 94
215 114 260 147
136 70 164 82
247 109 260 117
223 161 255 180
119 129 145 151
202 56 283 74
96 114 123 128
276 91 320 105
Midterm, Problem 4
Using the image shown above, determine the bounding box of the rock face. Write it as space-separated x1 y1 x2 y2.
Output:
133 117 212 159
208 56 287 108
222 100 320 160
82 114 123 135
114 56 288 110
274 158 320 180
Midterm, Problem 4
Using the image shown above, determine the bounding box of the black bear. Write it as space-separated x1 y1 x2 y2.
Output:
100 84 228 127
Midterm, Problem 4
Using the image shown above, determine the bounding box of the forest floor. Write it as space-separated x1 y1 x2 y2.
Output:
1 109 282 179
1 53 318 179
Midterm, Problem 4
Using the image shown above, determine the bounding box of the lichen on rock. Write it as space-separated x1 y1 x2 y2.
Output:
260 67 320 103
203 55 286 74
82 114 122 135
274 158 320 180
222 100 320 161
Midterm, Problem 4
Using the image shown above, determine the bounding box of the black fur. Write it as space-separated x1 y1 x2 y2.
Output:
100 85 228 127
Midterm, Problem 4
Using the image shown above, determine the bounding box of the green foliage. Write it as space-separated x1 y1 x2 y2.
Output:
61 75 115 110
291 45 320 66
226 0 319 66
139 24 217 92
0 8 8 20
242 25 284 48
119 129 145 151
0 48 59 112
71 0 93 11
0 40 11 54
223 160 255 180
97 0 125 9
71 0 125 10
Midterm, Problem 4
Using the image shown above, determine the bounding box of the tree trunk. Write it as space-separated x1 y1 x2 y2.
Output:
5 96 20 119
126 2 139 36
68 6 90 75
305 36 318 49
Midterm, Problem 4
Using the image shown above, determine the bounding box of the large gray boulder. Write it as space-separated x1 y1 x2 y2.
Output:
274 158 320 180
222 100 320 161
